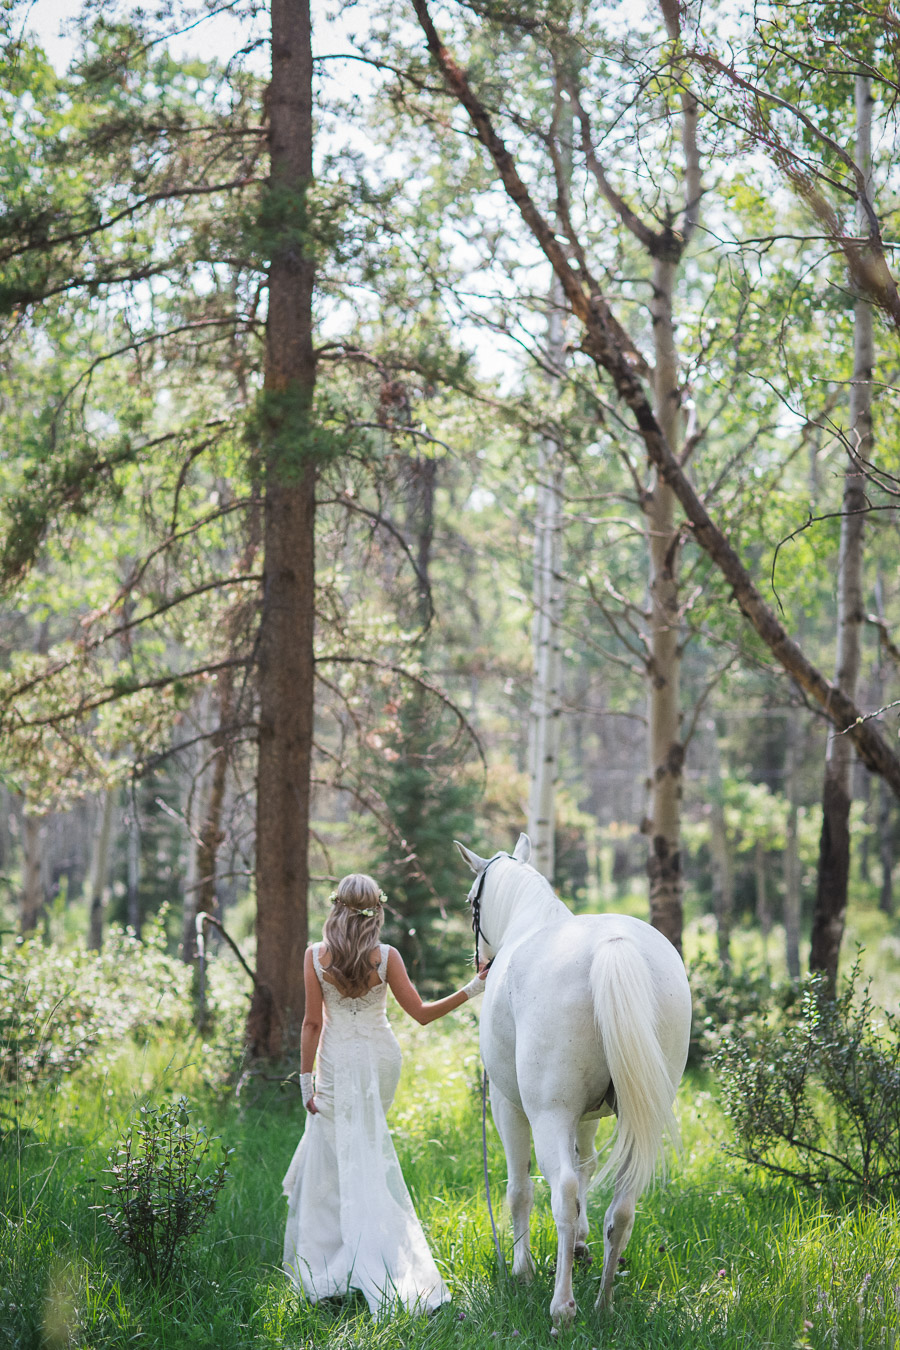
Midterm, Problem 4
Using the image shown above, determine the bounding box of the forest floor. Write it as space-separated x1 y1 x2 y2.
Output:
2 929 900 1350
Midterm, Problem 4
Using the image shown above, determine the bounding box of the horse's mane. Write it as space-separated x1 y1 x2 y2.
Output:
484 858 568 941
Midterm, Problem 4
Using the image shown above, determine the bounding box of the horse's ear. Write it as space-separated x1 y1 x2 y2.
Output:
454 840 490 873
512 832 532 864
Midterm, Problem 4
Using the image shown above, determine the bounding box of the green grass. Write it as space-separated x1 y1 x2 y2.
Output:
3 998 900 1348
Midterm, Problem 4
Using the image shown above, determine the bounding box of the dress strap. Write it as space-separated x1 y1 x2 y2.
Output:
378 943 390 982
311 943 324 980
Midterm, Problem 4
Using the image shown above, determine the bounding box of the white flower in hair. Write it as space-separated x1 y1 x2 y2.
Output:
328 887 386 918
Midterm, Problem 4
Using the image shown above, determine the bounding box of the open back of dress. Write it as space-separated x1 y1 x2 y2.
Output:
283 942 449 1316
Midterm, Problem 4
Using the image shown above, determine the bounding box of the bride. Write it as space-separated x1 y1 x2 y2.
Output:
283 872 486 1316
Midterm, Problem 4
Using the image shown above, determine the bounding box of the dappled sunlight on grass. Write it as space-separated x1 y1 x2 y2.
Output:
3 959 900 1349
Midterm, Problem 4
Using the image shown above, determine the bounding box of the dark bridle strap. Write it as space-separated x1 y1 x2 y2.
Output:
470 852 510 962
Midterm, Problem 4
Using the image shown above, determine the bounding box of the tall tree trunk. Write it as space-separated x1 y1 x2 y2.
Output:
645 253 684 950
706 721 733 971
126 801 142 938
809 73 873 994
873 573 894 916
247 0 316 1058
527 270 566 882
407 452 436 632
88 789 117 951
783 713 803 980
878 778 894 916
642 0 701 953
20 809 44 935
755 839 771 977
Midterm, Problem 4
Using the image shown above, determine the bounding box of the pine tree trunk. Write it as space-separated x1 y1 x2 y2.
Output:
407 453 435 631
247 0 316 1058
644 255 684 952
810 73 873 994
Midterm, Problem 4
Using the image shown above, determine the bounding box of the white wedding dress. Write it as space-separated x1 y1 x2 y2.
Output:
282 942 450 1316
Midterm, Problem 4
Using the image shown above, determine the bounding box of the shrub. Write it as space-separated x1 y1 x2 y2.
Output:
686 951 801 1067
99 1096 232 1282
713 960 900 1199
0 913 190 1125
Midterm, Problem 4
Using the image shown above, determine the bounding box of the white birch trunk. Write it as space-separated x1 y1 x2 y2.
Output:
527 272 566 881
127 804 142 937
88 789 118 951
642 0 702 952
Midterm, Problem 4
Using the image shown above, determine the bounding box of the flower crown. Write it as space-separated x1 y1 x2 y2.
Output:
328 888 387 919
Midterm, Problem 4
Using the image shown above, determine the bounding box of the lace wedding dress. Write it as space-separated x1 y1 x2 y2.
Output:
282 942 450 1316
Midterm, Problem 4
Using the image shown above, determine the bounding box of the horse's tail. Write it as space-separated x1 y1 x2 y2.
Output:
590 934 680 1198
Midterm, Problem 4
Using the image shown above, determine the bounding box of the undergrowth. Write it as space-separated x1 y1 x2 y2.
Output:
1 943 899 1349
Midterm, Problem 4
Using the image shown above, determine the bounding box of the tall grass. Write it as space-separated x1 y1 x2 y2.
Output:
2 988 899 1348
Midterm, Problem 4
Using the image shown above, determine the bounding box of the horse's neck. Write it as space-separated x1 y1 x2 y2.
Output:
489 866 569 945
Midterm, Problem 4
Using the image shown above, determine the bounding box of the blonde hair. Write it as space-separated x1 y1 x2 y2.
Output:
321 873 386 996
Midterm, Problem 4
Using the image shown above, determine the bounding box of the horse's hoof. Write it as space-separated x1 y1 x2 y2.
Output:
574 1244 593 1267
551 1298 576 1328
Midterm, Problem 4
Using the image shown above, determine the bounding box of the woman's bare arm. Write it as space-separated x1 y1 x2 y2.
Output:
386 946 486 1025
300 947 323 1112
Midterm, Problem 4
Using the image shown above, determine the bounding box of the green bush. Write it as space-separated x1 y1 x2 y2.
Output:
99 1096 232 1282
0 913 190 1123
713 960 900 1199
686 951 801 1066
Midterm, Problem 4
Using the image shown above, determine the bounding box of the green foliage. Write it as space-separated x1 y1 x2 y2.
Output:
374 689 480 991
248 384 345 478
0 914 189 1122
99 1096 232 1283
714 960 900 1199
686 951 802 1067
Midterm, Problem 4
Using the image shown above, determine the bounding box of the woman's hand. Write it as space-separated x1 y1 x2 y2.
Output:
300 1071 317 1114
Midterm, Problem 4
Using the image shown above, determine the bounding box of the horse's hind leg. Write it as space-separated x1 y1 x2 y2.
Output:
595 1168 636 1311
490 1087 535 1280
531 1113 580 1327
574 1118 599 1265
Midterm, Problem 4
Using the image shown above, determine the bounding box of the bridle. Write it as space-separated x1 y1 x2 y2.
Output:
470 852 510 965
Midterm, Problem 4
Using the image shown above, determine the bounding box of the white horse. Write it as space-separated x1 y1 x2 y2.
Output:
456 833 691 1327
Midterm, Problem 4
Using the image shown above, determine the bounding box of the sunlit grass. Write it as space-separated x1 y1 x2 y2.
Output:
3 975 900 1349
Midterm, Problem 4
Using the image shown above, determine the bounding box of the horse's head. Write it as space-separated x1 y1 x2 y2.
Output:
454 832 533 963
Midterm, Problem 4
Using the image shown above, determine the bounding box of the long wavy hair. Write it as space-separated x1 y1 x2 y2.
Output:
321 873 386 996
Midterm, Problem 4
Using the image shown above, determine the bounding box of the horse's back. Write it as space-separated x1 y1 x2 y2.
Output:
482 912 690 1120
